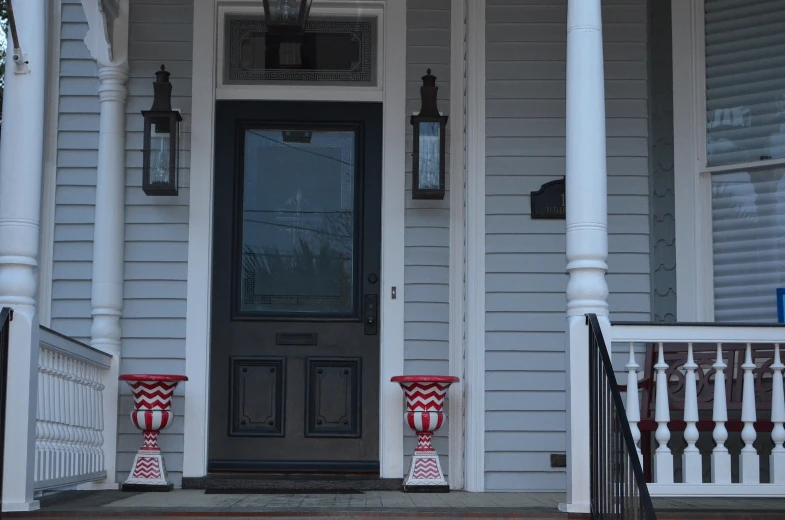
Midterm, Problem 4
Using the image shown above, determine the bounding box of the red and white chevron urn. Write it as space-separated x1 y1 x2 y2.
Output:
120 374 187 491
391 375 459 492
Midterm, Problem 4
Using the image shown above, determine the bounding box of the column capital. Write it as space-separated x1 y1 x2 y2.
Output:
98 64 129 103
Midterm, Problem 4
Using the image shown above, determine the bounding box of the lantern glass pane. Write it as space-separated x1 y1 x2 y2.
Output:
150 121 173 186
239 127 358 316
418 121 441 190
266 0 305 25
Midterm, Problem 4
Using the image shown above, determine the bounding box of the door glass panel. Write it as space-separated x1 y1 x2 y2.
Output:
240 128 356 316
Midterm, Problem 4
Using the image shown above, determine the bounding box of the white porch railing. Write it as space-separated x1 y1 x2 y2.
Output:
35 327 114 490
612 323 785 497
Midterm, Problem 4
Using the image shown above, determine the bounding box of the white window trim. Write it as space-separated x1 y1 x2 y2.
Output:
673 0 785 322
183 0 406 479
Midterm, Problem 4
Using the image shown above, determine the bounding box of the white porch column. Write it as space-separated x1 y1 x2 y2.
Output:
80 0 130 490
560 0 609 514
0 0 47 511
83 63 129 491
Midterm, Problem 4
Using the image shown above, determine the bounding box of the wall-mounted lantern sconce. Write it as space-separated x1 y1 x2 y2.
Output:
411 69 448 200
142 65 182 196
263 0 313 39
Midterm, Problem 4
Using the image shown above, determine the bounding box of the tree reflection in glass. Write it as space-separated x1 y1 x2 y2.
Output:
240 128 356 315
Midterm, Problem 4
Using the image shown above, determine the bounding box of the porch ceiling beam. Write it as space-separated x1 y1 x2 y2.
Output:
81 0 121 65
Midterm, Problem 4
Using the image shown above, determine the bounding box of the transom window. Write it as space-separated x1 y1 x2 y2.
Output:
224 15 378 86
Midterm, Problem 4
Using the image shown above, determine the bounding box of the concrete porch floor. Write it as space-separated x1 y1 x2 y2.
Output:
6 489 785 519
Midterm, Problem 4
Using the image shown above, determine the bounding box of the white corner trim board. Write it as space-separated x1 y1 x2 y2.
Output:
183 0 407 479
38 0 63 327
183 0 218 478
464 0 486 493
448 0 467 491
671 0 714 322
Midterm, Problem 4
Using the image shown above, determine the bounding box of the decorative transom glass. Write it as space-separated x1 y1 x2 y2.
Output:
224 16 377 86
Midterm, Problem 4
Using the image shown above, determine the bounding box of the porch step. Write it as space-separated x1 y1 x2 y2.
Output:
182 475 403 492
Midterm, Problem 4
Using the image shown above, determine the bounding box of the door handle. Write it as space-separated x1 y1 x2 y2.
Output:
364 294 378 335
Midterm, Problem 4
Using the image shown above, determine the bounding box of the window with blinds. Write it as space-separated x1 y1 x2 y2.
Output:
705 0 785 322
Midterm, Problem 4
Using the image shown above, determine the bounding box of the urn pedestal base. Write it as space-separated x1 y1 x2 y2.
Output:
122 452 173 492
403 452 450 493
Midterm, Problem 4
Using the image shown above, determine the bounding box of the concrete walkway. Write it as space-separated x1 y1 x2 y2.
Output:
7 489 785 519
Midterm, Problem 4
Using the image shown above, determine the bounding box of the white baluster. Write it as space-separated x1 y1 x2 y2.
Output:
770 344 785 483
64 357 75 479
625 342 642 464
711 343 731 483
75 362 87 477
41 349 55 482
35 348 46 483
740 342 760 483
682 342 701 483
654 342 674 483
96 369 106 473
57 353 69 480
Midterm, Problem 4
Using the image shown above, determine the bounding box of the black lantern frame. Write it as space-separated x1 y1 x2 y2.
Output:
142 65 183 196
411 69 448 200
263 0 313 39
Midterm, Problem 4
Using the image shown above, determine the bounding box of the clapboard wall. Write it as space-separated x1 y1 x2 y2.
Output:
116 0 193 486
51 0 193 486
484 0 652 491
404 0 452 474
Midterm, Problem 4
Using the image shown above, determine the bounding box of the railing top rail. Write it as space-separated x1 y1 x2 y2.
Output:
588 313 657 519
612 323 785 344
39 326 112 369
614 321 785 328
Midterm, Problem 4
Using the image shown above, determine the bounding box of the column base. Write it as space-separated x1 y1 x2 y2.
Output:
1 500 41 512
123 452 172 491
403 453 449 490
558 501 591 514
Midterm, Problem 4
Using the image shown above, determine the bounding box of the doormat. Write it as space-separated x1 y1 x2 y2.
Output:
204 488 364 495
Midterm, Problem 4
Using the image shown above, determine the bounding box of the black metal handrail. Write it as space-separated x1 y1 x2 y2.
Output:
587 313 656 520
0 307 11 507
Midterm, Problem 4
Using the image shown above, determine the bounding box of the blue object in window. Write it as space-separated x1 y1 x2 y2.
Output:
778 288 785 324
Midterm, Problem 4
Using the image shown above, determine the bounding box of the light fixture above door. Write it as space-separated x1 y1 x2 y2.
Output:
263 0 313 39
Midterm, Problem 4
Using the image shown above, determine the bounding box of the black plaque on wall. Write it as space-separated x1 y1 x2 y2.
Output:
531 178 565 219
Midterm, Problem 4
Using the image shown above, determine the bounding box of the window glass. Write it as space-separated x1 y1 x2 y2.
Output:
711 167 785 322
705 0 785 166
225 16 377 86
240 128 357 316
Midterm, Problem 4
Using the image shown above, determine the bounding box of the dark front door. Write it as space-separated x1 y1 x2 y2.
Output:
209 101 382 472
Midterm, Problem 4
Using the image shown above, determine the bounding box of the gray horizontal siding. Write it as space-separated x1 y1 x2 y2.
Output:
116 0 193 487
484 0 651 492
52 0 192 486
404 0 451 475
52 0 98 343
